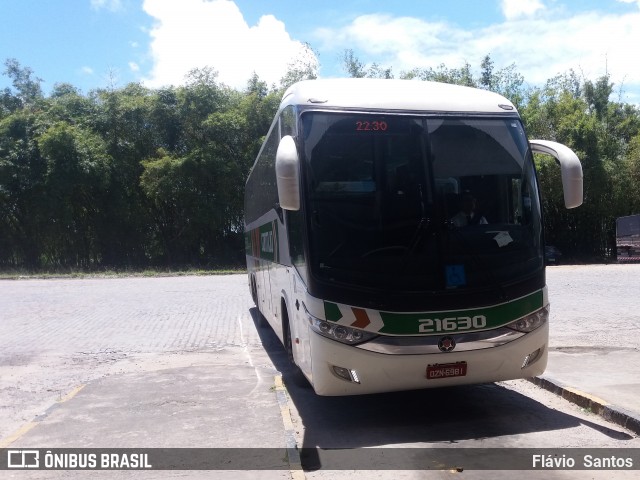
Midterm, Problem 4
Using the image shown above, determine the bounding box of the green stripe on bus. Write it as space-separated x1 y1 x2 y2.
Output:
378 290 543 334
324 302 343 322
245 220 279 261
323 290 544 335
258 222 276 261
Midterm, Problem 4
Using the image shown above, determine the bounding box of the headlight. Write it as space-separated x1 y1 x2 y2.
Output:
506 306 549 332
304 304 378 345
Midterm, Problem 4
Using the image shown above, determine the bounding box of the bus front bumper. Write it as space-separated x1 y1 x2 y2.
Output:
307 322 548 396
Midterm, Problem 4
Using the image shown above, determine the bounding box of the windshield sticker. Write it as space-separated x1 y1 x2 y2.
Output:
492 231 514 247
445 265 466 287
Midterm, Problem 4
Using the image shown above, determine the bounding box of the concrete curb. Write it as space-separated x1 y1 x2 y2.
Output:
274 375 306 480
528 376 640 436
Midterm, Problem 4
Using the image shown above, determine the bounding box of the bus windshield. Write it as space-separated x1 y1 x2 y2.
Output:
301 112 543 292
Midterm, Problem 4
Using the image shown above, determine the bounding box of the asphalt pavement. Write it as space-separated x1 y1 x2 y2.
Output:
531 349 640 435
531 263 640 436
1 267 638 478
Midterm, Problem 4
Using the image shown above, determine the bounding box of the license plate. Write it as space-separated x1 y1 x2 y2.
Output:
426 362 467 379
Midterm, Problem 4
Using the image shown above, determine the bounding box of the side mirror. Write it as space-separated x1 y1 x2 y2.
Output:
275 135 300 211
530 139 583 209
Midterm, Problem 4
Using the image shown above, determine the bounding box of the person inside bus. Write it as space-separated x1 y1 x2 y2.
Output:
451 191 488 227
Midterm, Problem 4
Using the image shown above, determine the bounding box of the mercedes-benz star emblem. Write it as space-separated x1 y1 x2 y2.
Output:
438 336 456 352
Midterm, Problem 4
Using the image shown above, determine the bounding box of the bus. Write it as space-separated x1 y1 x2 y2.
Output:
244 79 583 396
616 214 640 262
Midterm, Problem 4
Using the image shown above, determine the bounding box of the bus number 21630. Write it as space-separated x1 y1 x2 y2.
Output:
418 315 487 333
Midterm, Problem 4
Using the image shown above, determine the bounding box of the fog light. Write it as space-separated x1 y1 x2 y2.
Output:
522 348 542 369
332 366 361 383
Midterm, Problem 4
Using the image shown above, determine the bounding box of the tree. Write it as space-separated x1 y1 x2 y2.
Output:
280 42 319 89
623 133 640 215
480 55 495 90
0 110 47 268
137 71 279 267
2 55 640 270
523 72 640 260
401 62 475 86
38 122 111 267
492 63 526 109
341 49 367 78
3 58 43 108
92 83 157 266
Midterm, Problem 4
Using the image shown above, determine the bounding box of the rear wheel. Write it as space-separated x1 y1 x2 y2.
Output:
250 275 267 328
250 275 258 305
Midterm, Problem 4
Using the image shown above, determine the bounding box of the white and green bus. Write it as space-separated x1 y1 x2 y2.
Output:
244 79 582 396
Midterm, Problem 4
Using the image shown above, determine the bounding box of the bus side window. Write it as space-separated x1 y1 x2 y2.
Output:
281 105 296 138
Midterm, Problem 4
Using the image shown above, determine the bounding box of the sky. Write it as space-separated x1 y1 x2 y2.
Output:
2 0 640 102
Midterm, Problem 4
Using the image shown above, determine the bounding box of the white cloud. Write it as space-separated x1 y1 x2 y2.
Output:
317 14 468 59
141 0 312 89
80 66 95 75
314 6 640 101
315 14 472 82
90 0 123 12
501 0 545 20
129 62 140 72
617 0 640 7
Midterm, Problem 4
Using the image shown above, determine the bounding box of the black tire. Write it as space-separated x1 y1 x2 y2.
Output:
250 275 258 305
283 305 296 364
282 303 310 388
250 275 268 328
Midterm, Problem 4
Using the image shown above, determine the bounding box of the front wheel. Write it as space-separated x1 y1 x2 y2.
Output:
282 304 310 388
283 306 296 365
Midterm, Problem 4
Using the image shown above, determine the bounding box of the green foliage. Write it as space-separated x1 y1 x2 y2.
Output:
341 49 367 78
0 61 277 269
38 121 111 267
341 49 393 79
521 72 640 259
0 110 46 267
2 53 640 269
400 62 475 86
280 42 319 89
3 58 43 108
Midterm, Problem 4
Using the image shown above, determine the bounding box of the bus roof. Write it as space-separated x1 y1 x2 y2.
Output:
281 78 517 114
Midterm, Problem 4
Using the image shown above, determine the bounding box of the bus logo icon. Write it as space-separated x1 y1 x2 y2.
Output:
7 450 39 468
438 336 456 352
